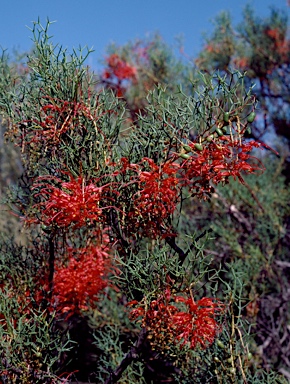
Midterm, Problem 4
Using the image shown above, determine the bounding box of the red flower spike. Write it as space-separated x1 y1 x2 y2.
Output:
172 296 224 349
129 289 224 351
32 174 105 229
179 139 266 197
52 241 111 315
21 95 110 149
128 159 180 238
28 98 84 145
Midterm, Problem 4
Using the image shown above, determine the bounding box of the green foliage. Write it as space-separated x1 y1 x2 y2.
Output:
0 11 289 384
0 236 73 383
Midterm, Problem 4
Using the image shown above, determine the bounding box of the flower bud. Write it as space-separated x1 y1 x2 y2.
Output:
247 112 256 123
216 340 225 349
223 112 230 123
179 153 190 160
206 134 214 142
194 143 203 151
183 145 192 153
215 128 224 136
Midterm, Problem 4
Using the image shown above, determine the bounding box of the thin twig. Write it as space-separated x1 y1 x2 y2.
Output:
104 328 147 384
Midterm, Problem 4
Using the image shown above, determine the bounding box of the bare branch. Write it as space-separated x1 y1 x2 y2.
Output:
104 328 147 384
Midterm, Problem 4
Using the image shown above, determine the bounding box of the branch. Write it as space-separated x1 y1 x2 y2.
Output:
48 233 55 299
165 236 187 264
275 260 290 269
109 208 130 250
212 192 255 233
165 229 211 265
104 328 147 384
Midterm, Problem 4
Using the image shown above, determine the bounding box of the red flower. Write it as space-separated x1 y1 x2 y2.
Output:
52 241 111 315
172 296 224 349
129 290 224 350
205 44 220 54
136 159 179 214
33 174 105 229
179 139 265 197
128 158 180 238
105 53 137 81
26 97 86 146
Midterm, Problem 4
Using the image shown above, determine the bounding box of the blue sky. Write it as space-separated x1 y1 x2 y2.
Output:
1 0 289 71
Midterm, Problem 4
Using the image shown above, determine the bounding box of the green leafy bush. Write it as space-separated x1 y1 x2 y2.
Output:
0 13 289 383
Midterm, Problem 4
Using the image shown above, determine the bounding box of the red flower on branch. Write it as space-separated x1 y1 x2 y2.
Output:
21 95 110 150
172 296 224 349
26 97 85 146
52 241 111 315
233 56 249 70
179 138 266 197
205 44 220 54
129 289 224 350
128 158 180 238
32 174 106 229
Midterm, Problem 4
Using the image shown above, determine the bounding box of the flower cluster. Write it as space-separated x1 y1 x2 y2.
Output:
25 97 87 147
103 53 137 81
114 137 266 236
172 296 224 349
129 289 224 351
52 241 111 315
20 94 111 157
0 270 48 332
121 158 180 238
33 174 105 229
102 53 137 97
233 56 249 70
179 138 265 197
